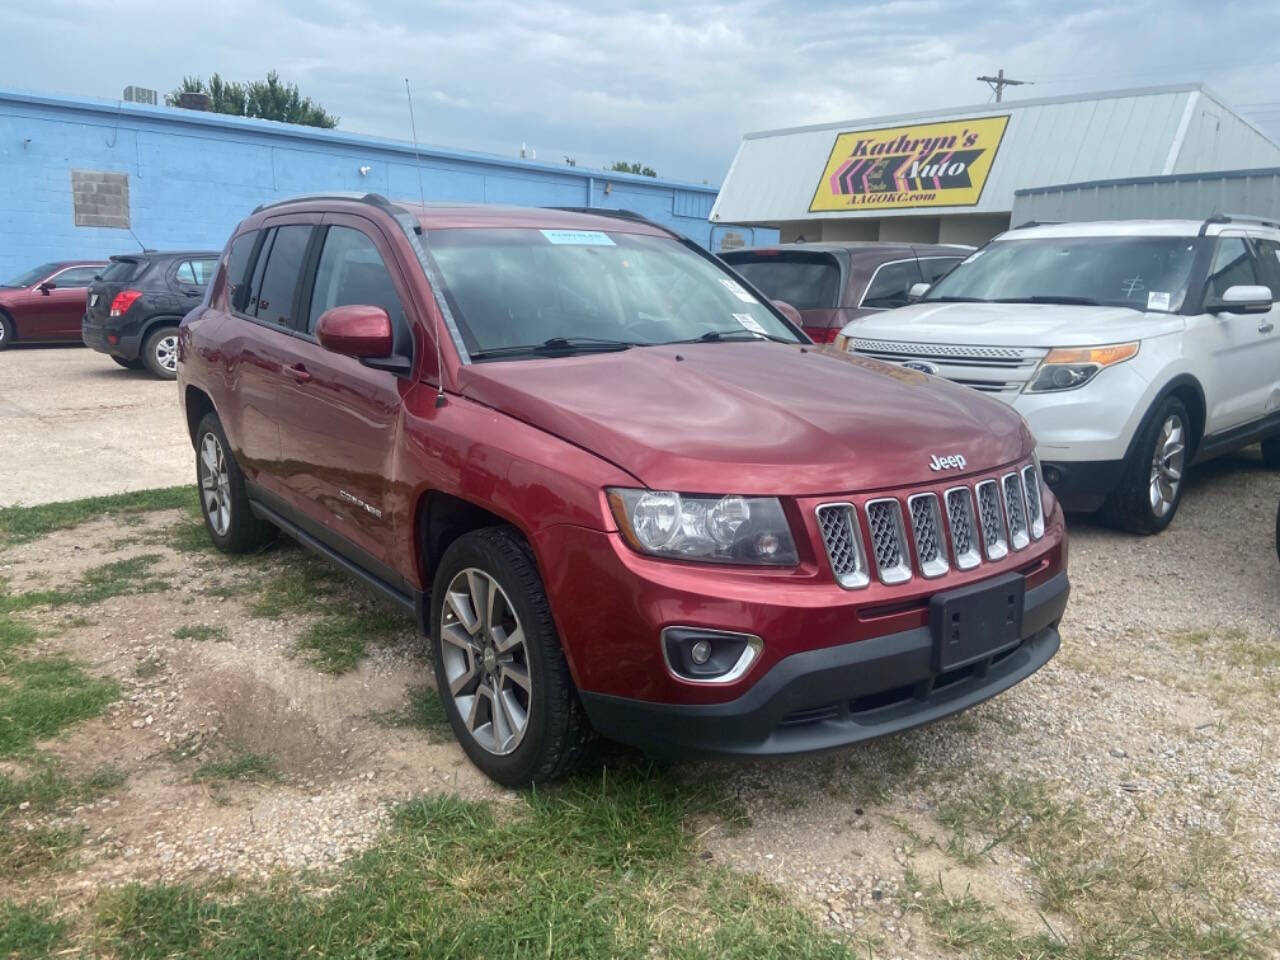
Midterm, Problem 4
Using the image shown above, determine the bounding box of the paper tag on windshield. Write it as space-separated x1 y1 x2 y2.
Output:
1147 291 1171 312
732 313 767 336
540 229 615 246
720 278 758 303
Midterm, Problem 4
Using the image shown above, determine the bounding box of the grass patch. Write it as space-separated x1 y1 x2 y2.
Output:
295 605 410 674
248 554 347 619
918 771 1271 958
172 624 229 643
192 750 278 785
96 763 852 959
0 656 120 759
134 655 164 679
1 765 126 878
365 685 453 739
0 486 197 549
0 555 169 614
0 899 68 959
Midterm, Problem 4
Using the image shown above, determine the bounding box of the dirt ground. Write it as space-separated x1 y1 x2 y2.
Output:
1 454 1278 956
0 345 192 507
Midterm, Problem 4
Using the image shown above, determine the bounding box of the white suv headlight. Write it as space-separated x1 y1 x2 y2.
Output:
1026 342 1139 393
608 489 798 565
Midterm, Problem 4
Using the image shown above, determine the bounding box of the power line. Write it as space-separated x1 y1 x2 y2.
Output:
977 68 1033 102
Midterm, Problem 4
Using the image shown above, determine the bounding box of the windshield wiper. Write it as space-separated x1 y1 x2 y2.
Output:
469 336 635 361
992 295 1105 307
668 329 794 345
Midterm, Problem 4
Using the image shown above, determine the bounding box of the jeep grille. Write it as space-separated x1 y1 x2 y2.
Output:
814 504 869 589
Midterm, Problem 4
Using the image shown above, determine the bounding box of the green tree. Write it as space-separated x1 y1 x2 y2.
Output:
166 71 338 128
608 161 658 178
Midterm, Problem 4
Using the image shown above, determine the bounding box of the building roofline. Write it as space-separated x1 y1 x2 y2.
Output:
742 82 1211 140
0 86 720 194
1015 164 1280 197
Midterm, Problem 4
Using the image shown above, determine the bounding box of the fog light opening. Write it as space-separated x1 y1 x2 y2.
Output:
661 627 762 684
1043 465 1062 487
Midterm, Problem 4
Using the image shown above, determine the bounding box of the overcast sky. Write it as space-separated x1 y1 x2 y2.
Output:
5 0 1279 183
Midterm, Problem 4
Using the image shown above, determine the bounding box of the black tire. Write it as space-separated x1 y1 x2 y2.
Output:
194 412 275 554
141 325 180 379
429 527 593 787
0 313 13 350
1275 500 1280 563
111 355 145 370
1102 395 1192 535
1261 435 1280 468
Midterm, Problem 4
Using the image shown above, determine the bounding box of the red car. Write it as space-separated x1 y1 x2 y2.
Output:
178 196 1069 786
0 260 108 349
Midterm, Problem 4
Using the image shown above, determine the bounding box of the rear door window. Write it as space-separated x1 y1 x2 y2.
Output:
175 258 217 286
247 225 312 327
860 259 924 309
723 252 841 309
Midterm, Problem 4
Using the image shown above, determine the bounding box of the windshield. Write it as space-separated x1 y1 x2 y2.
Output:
925 236 1201 312
722 252 841 310
3 262 61 287
100 259 142 283
424 228 803 359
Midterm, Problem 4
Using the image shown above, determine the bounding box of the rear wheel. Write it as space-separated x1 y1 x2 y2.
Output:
111 355 145 370
430 527 592 786
194 412 275 554
142 326 180 379
0 313 13 350
1102 396 1191 535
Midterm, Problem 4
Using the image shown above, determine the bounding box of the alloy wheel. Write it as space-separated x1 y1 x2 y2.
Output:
1148 414 1186 518
199 432 232 536
440 568 531 756
155 334 179 373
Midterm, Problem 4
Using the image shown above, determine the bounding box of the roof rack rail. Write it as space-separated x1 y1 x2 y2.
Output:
251 192 399 215
1199 212 1280 236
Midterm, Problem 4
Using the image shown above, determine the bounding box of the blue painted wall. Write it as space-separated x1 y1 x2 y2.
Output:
0 88 775 279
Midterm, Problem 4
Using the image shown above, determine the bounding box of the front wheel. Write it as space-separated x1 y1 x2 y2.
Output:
1102 396 1191 535
142 326 180 379
194 413 275 554
429 528 592 787
0 314 13 350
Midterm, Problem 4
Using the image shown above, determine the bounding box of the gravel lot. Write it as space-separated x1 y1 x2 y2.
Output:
1 450 1277 955
0 345 191 507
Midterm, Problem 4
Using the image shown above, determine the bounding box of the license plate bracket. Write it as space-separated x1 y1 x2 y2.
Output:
930 572 1025 672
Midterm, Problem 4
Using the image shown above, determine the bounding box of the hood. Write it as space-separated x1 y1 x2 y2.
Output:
846 301 1183 347
457 343 1031 496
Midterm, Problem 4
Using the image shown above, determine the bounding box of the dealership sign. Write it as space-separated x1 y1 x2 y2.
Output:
810 115 1009 212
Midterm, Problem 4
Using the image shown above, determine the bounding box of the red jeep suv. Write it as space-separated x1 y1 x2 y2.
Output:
178 194 1069 786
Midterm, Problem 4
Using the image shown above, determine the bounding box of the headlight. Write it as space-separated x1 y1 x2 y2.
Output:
608 489 798 565
1026 342 1138 393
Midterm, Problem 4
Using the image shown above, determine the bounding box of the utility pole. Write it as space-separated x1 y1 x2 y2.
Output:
977 68 1032 102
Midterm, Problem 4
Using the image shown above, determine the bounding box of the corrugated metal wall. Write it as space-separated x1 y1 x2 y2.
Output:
1012 168 1280 224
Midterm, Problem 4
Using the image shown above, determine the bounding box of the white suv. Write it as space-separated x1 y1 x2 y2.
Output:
838 217 1280 533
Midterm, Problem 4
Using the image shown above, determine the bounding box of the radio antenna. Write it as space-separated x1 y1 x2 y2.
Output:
405 77 446 408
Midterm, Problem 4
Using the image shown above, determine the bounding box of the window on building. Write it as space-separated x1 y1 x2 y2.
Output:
861 259 923 309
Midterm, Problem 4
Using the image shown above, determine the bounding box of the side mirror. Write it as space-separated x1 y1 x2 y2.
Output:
907 282 931 302
38 281 56 293
315 305 394 358
771 299 803 327
1210 284 1272 315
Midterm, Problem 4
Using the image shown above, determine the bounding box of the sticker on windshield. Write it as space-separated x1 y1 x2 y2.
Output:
1146 291 1171 312
719 277 758 303
540 229 616 246
732 313 767 336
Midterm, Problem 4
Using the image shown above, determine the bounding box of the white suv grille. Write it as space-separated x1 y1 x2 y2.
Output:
817 463 1047 589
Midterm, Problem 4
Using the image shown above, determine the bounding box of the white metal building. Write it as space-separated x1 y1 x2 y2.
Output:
711 84 1280 246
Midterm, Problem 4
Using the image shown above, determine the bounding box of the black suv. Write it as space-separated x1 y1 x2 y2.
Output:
83 251 220 378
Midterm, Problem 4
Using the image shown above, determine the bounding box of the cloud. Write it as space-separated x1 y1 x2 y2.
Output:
3 0 1278 183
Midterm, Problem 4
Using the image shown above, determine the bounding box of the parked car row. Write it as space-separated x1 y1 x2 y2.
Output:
0 250 218 379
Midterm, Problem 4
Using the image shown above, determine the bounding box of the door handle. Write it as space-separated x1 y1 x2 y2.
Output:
288 363 313 384
1260 322 1275 334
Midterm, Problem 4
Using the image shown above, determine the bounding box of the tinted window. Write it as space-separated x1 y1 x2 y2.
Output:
307 227 404 334
175 258 217 286
249 226 311 326
724 252 841 310
53 266 101 286
227 232 259 312
1207 238 1259 300
1252 238 1280 294
918 257 963 284
861 259 923 309
101 259 142 282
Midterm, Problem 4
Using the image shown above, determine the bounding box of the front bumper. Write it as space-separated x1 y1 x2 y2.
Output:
578 569 1068 758
1040 459 1124 512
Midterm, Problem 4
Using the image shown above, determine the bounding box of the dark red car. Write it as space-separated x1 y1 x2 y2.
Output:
178 196 1069 786
0 260 107 349
721 242 970 343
